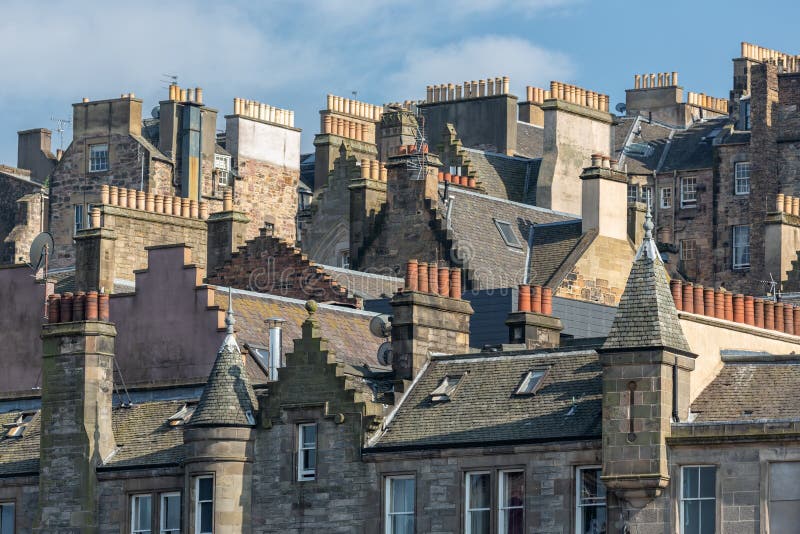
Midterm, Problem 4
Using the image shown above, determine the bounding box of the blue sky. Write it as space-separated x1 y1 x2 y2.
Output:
0 0 798 164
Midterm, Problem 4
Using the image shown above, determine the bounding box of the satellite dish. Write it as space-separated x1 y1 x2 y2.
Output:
29 232 54 271
369 314 392 338
615 102 627 115
151 106 160 119
377 341 393 366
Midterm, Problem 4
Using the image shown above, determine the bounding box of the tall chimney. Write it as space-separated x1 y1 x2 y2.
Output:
37 294 116 531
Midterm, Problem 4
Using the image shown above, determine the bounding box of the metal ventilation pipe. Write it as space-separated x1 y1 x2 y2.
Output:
266 318 285 381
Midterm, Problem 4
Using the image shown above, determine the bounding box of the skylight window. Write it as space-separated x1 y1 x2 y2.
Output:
167 403 197 427
4 412 35 438
515 369 548 396
430 374 464 402
494 219 523 249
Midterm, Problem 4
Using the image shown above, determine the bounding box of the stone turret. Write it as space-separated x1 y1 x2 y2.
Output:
598 209 696 524
183 290 256 533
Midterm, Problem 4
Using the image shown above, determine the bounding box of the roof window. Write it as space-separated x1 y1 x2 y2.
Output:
515 369 549 396
4 412 35 438
167 402 197 426
430 374 465 402
494 219 523 248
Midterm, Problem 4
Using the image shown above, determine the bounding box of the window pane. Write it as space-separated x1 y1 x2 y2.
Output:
699 467 715 498
390 479 414 514
200 502 213 532
503 508 523 534
700 499 715 533
579 505 605 534
770 501 800 532
163 494 181 530
0 505 14 534
198 477 213 501
468 473 490 508
304 448 316 470
683 500 700 534
683 467 698 499
502 471 524 506
469 509 490 534
134 495 152 532
391 514 414 534
302 424 316 447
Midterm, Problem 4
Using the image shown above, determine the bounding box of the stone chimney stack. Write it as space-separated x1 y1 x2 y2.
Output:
580 154 628 240
74 205 117 294
390 260 473 380
37 292 116 532
505 284 563 348
206 190 251 275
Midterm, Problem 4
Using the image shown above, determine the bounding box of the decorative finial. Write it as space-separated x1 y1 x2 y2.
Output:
225 287 235 334
305 299 318 316
644 202 654 240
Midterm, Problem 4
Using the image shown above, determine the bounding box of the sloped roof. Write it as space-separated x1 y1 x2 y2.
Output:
225 288 385 371
0 400 193 475
462 148 540 203
446 187 577 290
527 221 585 286
602 228 690 352
516 121 544 159
690 358 800 422
320 265 402 300
371 350 602 450
191 308 257 427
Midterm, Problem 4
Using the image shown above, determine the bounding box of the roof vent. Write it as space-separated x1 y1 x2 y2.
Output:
167 402 197 426
3 412 36 438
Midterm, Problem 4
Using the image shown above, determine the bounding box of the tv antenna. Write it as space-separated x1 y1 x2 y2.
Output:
50 116 71 150
351 90 358 98
760 273 780 301
406 113 427 180
161 73 179 88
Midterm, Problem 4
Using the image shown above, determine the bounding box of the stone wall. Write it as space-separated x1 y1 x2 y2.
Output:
207 230 357 305
0 169 46 264
557 235 633 306
100 204 207 283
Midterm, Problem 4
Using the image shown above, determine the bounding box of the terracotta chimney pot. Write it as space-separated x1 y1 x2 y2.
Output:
670 279 683 310
405 260 418 291
682 283 694 313
100 185 110 204
428 263 439 295
784 304 794 335
60 293 74 323
703 288 715 317
531 285 542 313
418 262 429 293
724 292 734 321
518 285 531 312
733 294 745 323
714 290 725 320
73 292 86 322
775 303 785 332
693 285 704 315
449 268 461 299
438 266 450 296
98 293 110 322
754 298 765 328
765 301 775 330
48 294 60 324
86 291 99 321
744 295 755 325
541 287 553 315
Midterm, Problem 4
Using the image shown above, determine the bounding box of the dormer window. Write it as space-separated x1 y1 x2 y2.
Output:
4 412 35 438
167 402 197 427
430 374 464 403
515 369 548 396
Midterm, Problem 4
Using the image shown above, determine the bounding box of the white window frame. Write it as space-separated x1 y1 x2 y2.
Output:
89 143 109 172
498 470 524 534
627 184 638 203
732 225 750 269
74 204 84 234
159 492 181 534
0 502 14 534
297 423 317 481
515 369 547 396
338 250 350 269
465 471 491 534
575 466 606 534
194 476 213 534
214 154 231 187
660 187 672 209
680 465 716 534
680 177 697 208
680 240 696 262
385 475 415 534
734 162 751 195
131 493 153 534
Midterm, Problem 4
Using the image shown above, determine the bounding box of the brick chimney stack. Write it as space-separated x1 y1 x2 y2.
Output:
37 292 116 531
390 260 473 380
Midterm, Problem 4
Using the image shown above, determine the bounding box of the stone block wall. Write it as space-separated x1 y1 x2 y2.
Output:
557 235 633 306
207 229 357 305
0 168 46 264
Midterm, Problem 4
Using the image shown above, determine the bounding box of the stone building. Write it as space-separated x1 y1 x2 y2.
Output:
0 212 799 532
0 165 47 264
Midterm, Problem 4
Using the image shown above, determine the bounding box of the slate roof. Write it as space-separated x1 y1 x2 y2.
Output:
446 187 577 290
371 350 602 450
224 288 386 371
614 116 734 175
690 358 800 423
527 221 585 286
0 400 192 475
191 310 257 427
516 121 544 159
602 231 690 352
319 265 402 300
462 147 540 203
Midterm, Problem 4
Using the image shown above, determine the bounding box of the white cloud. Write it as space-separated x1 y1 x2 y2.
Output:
386 35 575 100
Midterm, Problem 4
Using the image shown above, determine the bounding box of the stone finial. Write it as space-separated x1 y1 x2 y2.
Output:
225 287 235 335
305 299 318 316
